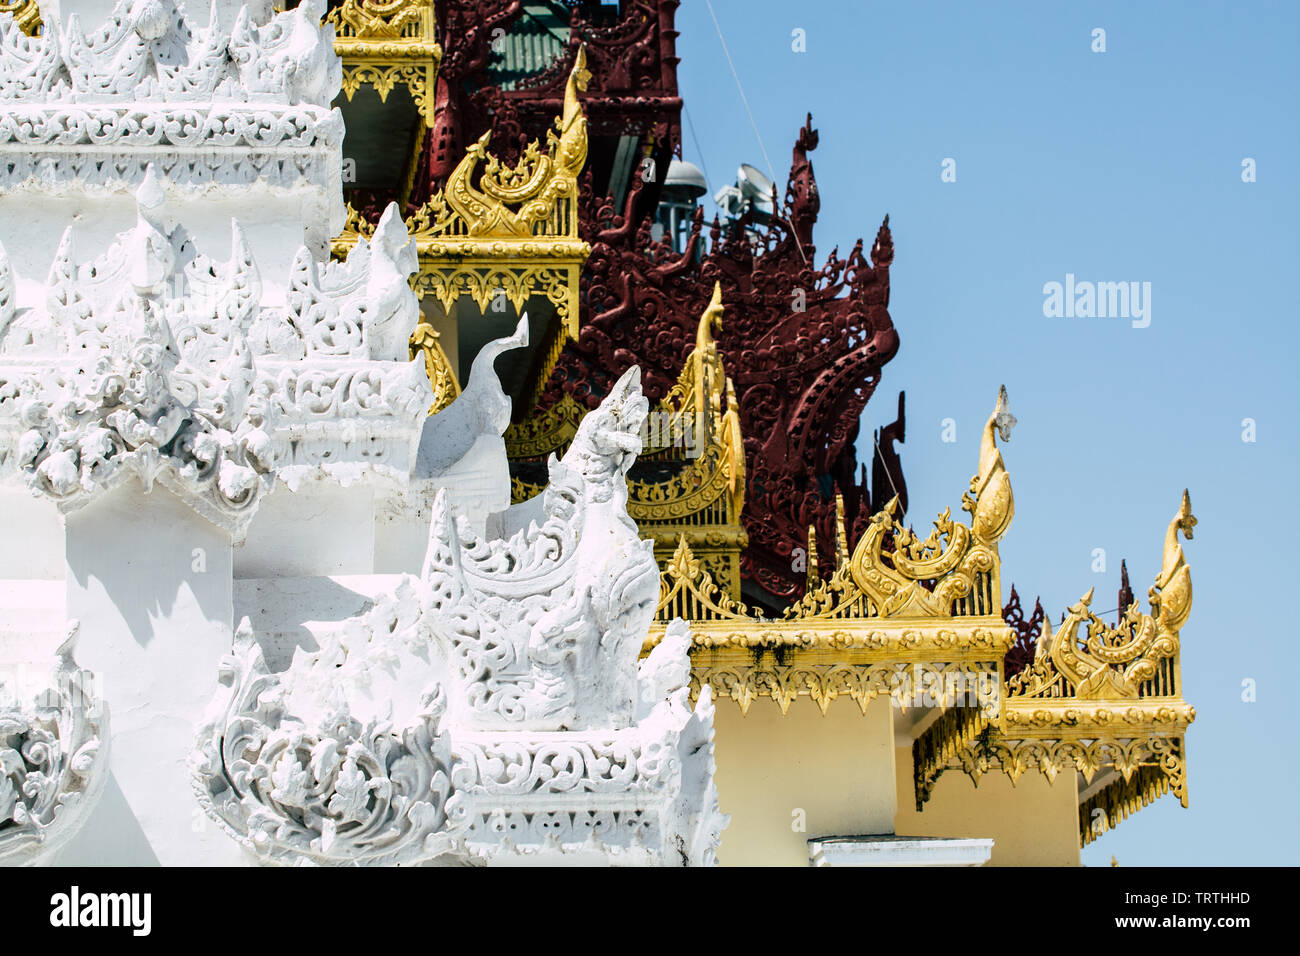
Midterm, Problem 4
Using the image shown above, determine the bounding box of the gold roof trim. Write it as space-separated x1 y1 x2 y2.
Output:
686 656 1003 718
917 491 1198 843
650 537 1014 654
656 281 728 456
628 437 743 523
644 388 1020 717
329 0 441 125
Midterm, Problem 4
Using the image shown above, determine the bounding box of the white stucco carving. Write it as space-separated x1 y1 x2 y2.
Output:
1 0 339 106
0 0 344 251
0 0 728 868
0 623 109 866
193 369 728 865
0 169 433 539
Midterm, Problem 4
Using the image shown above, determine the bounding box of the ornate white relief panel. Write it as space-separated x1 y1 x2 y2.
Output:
193 370 728 866
0 172 432 538
0 623 108 866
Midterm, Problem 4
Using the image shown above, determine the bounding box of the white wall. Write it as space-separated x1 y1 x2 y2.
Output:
237 479 376 579
63 482 247 866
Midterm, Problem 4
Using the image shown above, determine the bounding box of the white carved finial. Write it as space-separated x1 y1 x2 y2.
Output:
412 314 530 517
372 201 418 279
131 0 170 41
136 162 166 214
128 164 175 296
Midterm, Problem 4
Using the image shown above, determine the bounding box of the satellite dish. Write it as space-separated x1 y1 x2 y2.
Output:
712 162 777 225
737 164 775 216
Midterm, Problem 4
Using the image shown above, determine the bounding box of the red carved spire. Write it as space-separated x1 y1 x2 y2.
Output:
1003 586 1046 678
541 116 900 606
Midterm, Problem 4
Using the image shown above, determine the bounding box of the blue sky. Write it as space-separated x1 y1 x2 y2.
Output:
674 0 1299 865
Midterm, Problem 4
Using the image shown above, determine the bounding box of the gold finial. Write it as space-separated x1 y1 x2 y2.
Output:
571 44 592 94
806 525 819 587
561 45 591 142
979 384 1016 482
1164 490 1197 566
1149 489 1196 629
834 492 849 569
693 282 725 416
963 386 1015 544
698 281 724 352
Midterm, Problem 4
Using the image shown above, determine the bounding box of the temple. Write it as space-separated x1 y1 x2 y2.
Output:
0 0 1197 866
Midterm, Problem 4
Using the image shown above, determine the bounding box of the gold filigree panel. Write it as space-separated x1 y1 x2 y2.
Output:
411 260 582 341
790 387 1015 622
328 0 441 124
1009 490 1195 703
409 45 589 248
649 387 1017 635
934 732 1189 847
1079 741 1186 847
405 45 589 253
409 317 459 415
689 651 1004 719
913 490 1199 843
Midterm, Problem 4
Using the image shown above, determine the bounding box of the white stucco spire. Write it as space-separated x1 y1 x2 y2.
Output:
127 164 174 296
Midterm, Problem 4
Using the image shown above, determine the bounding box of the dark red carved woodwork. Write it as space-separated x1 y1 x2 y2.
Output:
542 116 900 606
868 390 907 520
1002 586 1045 678
505 0 683 151
1116 559 1134 618
404 0 681 210
786 116 819 249
351 7 901 607
420 0 526 195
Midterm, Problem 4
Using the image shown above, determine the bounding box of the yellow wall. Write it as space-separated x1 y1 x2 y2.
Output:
713 697 896 867
893 746 1081 866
